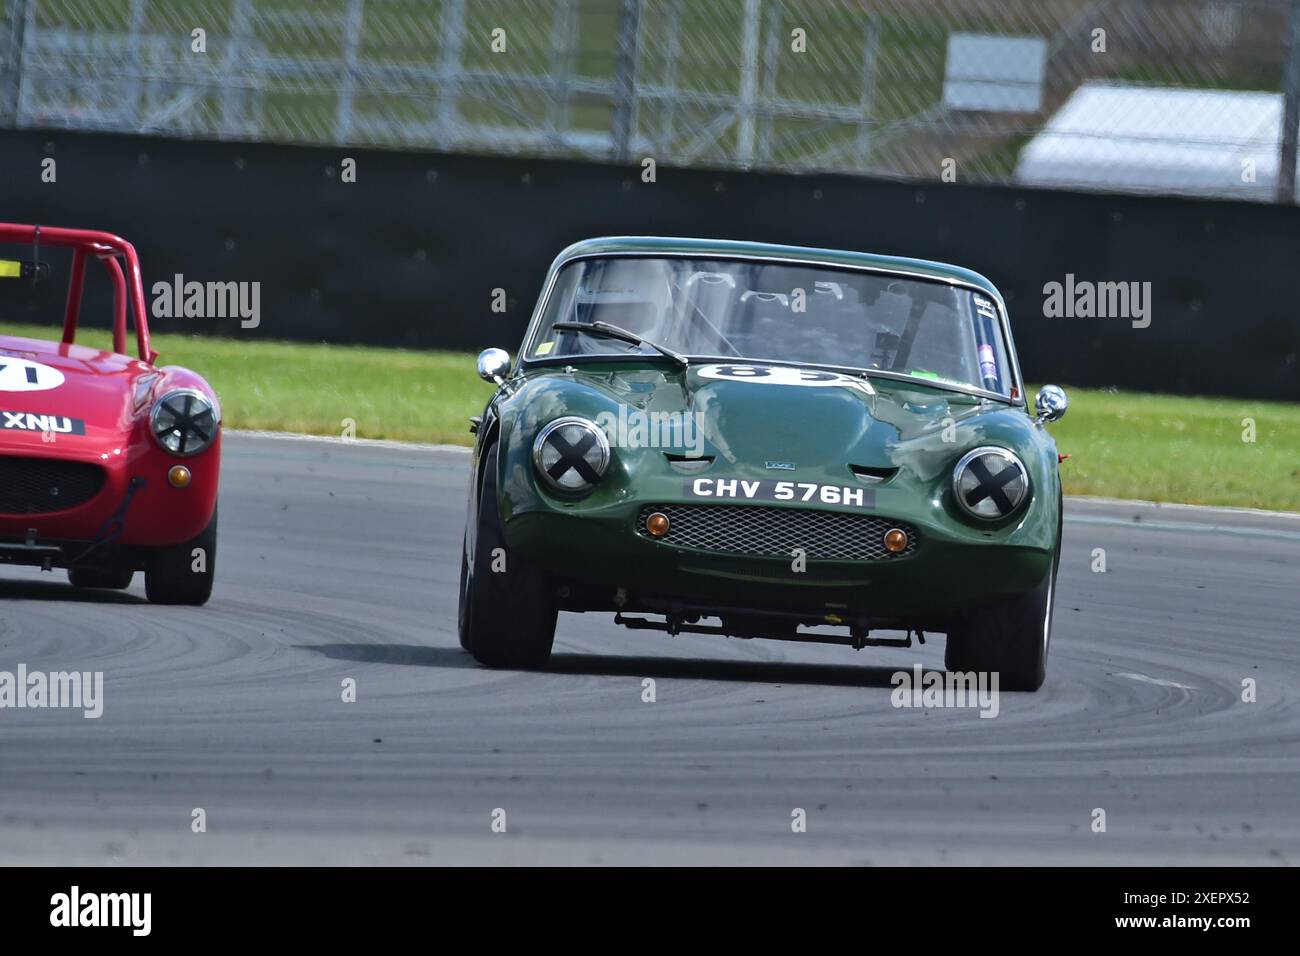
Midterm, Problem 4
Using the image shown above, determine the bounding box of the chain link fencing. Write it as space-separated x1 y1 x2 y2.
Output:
1 0 1297 201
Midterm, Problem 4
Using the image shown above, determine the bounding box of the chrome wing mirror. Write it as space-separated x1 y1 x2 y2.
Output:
477 348 511 386
1034 385 1068 424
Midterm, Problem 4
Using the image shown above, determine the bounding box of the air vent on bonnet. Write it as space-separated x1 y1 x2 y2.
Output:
664 452 713 474
849 464 898 483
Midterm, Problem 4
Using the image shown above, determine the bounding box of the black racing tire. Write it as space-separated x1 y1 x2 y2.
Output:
945 492 1062 692
145 505 217 606
457 547 472 650
68 566 135 590
459 442 556 668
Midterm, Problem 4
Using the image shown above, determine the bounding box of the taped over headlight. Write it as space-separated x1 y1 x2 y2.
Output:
952 446 1029 520
533 417 610 493
150 389 220 457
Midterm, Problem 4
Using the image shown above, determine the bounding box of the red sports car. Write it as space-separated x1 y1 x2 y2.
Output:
0 223 219 604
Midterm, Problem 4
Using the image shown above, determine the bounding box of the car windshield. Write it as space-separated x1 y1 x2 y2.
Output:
526 256 1015 397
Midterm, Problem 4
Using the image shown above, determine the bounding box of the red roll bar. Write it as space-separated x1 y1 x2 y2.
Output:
0 222 156 364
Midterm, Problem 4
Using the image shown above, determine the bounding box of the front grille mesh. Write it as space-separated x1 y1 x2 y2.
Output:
637 504 918 561
0 456 106 514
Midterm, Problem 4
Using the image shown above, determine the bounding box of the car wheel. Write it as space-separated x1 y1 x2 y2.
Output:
68 566 134 590
145 505 217 606
945 488 1061 692
457 546 472 650
944 559 1055 691
460 442 556 668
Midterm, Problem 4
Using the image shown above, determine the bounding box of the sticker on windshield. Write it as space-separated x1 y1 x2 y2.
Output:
535 341 554 356
696 364 874 395
0 358 64 392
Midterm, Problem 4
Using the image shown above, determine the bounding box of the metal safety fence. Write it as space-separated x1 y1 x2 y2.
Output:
1 0 1298 202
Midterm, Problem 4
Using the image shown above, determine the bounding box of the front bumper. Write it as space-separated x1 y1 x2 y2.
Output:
0 436 219 550
504 497 1053 625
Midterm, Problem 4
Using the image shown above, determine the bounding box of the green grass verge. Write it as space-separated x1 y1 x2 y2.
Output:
1047 388 1300 512
0 322 492 446
3 322 1297 510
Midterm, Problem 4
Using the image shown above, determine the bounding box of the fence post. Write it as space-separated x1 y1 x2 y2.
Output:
611 0 640 162
548 0 577 144
221 0 253 136
1 0 29 127
438 0 464 145
1279 0 1300 202
736 0 760 166
856 14 879 169
334 0 365 143
127 0 145 128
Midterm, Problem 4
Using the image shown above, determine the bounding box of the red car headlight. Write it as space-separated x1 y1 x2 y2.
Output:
150 389 220 457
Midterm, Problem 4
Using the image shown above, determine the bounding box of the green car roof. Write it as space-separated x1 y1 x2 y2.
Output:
552 236 1002 299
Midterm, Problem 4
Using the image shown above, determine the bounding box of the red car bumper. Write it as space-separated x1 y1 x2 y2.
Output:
0 434 219 549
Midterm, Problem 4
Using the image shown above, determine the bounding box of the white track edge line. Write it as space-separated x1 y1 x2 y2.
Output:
228 429 472 453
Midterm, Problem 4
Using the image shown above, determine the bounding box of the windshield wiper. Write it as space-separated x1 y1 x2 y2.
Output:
552 321 688 368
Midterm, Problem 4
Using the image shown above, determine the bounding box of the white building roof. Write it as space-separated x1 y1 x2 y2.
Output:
1014 81 1296 201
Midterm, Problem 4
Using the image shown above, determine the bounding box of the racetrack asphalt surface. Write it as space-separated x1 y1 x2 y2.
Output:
0 434 1296 865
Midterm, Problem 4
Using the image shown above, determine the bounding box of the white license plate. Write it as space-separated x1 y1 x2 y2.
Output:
684 478 875 509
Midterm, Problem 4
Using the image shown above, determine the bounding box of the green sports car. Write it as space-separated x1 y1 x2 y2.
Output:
459 237 1068 690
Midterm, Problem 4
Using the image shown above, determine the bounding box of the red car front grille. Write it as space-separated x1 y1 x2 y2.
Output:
0 455 107 514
